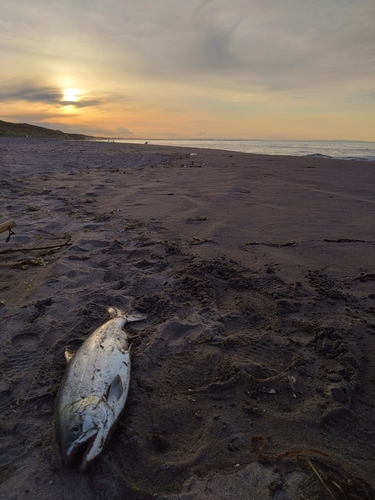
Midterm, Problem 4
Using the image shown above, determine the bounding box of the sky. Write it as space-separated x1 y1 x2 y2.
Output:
1 0 375 140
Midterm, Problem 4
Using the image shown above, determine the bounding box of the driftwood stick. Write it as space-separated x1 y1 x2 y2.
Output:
0 220 16 235
0 239 72 254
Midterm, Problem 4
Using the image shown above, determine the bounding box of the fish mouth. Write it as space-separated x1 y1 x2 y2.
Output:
65 429 98 470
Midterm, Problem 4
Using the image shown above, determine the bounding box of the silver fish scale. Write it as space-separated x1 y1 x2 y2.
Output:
59 317 130 406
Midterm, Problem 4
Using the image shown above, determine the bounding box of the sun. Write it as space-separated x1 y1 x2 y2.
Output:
63 88 82 102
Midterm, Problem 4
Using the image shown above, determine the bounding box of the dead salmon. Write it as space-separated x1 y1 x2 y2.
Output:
55 307 146 470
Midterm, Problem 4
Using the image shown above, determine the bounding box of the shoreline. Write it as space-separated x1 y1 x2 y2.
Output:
1 138 374 499
93 137 375 161
3 135 375 161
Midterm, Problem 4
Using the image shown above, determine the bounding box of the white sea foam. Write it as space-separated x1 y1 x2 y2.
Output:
111 139 375 161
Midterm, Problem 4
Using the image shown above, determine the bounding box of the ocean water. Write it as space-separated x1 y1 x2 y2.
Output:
113 139 375 161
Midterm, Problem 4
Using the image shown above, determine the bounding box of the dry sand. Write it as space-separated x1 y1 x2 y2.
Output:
0 138 374 500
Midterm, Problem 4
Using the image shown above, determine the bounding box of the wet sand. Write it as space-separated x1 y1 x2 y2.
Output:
0 138 374 499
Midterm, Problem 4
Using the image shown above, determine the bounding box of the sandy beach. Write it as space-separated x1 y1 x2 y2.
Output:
0 138 374 499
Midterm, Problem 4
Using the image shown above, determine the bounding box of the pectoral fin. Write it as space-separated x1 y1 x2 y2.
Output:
64 348 75 363
107 375 124 404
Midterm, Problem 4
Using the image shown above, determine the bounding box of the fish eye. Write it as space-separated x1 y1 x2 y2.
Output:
71 425 81 436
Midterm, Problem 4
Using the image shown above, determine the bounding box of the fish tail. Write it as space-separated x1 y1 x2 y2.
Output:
123 311 147 323
108 307 147 323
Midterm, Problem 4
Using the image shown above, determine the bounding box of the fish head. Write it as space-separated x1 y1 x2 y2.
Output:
57 396 114 470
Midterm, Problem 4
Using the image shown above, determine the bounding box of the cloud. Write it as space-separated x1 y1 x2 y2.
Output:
0 86 63 104
3 1 374 98
86 0 374 94
33 121 133 137
0 83 103 108
2 1 374 139
60 99 102 108
116 126 132 135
